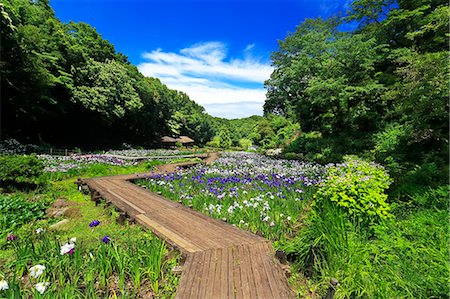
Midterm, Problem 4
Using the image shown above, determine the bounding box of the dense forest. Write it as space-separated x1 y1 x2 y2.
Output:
266 0 449 190
1 0 217 147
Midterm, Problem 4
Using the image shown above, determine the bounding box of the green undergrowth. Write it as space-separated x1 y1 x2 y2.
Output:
0 162 183 298
45 157 202 182
282 186 449 298
43 160 164 181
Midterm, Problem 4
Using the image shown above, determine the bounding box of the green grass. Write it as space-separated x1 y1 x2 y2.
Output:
42 160 164 181
283 192 449 298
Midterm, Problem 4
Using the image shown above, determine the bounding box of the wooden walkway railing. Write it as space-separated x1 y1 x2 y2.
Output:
77 154 294 298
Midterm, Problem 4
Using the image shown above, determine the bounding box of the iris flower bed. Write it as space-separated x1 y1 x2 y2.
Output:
105 149 205 157
138 152 325 241
137 152 449 298
1 221 178 298
38 154 137 173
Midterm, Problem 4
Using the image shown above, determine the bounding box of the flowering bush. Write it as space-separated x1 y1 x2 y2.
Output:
315 156 392 224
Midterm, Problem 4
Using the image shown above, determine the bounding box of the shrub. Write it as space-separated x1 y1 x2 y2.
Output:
206 136 221 148
0 155 46 189
0 194 50 232
409 185 448 210
371 123 410 161
238 138 252 150
315 156 392 225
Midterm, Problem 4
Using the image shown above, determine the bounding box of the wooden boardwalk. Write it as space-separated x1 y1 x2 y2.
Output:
78 154 294 298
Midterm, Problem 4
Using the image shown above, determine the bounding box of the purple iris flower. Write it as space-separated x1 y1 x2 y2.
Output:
89 220 101 227
102 236 110 244
6 234 17 241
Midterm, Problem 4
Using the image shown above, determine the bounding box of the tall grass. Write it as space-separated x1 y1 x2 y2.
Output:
2 229 178 298
283 191 449 298
0 157 184 298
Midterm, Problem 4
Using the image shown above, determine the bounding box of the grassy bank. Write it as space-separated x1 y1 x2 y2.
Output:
0 158 182 298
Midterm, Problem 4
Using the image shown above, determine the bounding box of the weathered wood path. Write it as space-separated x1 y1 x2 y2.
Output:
78 153 294 298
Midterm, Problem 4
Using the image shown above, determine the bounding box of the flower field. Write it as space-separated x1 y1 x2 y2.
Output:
138 152 325 241
1 221 178 298
105 149 206 157
38 154 138 173
0 155 181 298
1 150 447 298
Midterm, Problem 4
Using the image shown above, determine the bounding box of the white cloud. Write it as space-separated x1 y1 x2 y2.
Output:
137 41 272 118
204 102 264 119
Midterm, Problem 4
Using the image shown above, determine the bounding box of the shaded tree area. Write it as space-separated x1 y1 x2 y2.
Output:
265 0 449 189
0 0 211 149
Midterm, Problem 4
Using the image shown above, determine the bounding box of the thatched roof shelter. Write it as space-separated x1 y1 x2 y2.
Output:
161 136 195 147
178 136 194 144
161 136 178 143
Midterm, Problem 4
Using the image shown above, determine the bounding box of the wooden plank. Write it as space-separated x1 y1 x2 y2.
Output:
228 246 238 299
255 242 280 298
139 209 217 250
231 245 243 299
194 249 213 298
185 251 206 298
212 247 224 298
204 248 219 298
247 243 267 298
237 244 254 299
135 214 202 253
106 189 146 214
174 254 194 298
220 245 230 299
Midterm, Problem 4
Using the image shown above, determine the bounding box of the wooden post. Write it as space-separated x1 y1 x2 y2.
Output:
275 249 287 264
50 148 53 155
325 278 339 299
90 190 101 205
65 149 68 156
116 212 127 225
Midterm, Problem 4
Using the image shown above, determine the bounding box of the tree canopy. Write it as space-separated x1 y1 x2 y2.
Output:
0 0 214 148
265 0 449 185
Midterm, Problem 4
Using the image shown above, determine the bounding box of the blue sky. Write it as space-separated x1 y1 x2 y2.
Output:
52 0 352 119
